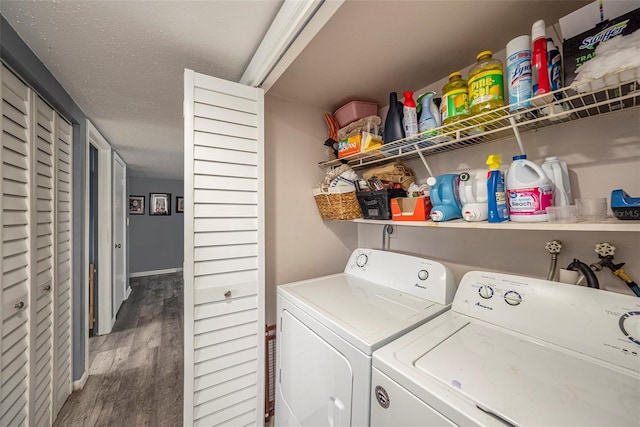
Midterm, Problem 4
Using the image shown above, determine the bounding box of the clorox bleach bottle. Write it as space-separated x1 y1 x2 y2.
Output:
458 169 488 221
506 154 554 222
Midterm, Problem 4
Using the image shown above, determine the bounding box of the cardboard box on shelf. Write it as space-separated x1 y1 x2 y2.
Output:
391 196 432 221
560 2 640 87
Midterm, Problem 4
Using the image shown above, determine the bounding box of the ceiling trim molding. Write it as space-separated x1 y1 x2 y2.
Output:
240 0 344 89
260 0 345 93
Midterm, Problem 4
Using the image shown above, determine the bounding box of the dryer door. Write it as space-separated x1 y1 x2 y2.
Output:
279 310 352 426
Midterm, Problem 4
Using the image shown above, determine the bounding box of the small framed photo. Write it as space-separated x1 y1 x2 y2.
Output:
176 196 184 213
149 193 171 216
129 195 145 215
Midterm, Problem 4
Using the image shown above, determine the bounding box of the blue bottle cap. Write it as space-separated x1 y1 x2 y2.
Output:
513 154 527 160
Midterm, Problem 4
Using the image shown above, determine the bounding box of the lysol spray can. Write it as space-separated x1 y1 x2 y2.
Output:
547 37 562 100
506 35 532 112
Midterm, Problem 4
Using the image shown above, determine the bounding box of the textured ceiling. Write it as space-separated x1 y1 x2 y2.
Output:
1 0 283 179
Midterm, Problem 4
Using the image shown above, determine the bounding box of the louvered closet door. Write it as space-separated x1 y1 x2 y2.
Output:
29 96 56 427
1 64 32 427
184 70 265 426
53 114 72 417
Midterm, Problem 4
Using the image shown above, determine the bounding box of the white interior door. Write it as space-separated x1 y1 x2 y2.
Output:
86 121 113 336
53 114 73 418
1 63 32 427
112 153 126 318
183 69 265 426
29 95 56 427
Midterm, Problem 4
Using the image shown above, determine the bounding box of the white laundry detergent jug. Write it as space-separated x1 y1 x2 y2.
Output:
458 169 488 221
506 154 554 222
541 156 572 206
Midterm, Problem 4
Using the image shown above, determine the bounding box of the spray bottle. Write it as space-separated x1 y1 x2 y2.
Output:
486 155 509 223
403 91 418 138
418 91 438 136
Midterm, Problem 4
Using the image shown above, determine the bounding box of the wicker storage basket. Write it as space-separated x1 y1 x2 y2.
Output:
313 186 363 220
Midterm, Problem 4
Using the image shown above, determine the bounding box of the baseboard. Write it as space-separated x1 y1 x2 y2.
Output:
124 285 132 300
73 371 88 391
129 267 183 278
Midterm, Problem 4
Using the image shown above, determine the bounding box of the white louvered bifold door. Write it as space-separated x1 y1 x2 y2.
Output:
53 114 72 417
184 70 265 427
1 64 32 427
29 96 56 427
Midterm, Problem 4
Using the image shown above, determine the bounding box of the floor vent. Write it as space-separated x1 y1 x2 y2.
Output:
265 324 277 420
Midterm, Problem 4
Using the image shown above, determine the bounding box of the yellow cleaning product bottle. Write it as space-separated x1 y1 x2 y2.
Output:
441 72 470 130
468 51 505 121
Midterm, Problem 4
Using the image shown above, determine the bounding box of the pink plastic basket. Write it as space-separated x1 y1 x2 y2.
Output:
333 101 378 127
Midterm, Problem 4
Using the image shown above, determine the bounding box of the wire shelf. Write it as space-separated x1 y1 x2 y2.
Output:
319 69 640 171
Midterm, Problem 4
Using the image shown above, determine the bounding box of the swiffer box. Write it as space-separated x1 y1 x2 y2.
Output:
561 2 640 87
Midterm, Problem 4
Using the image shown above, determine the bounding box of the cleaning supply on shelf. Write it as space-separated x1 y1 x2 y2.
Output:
611 189 640 220
402 91 418 138
547 37 562 94
486 154 509 223
506 35 532 112
468 51 505 120
418 91 438 136
531 20 553 105
571 28 640 92
506 154 554 222
426 173 462 222
441 72 470 128
541 156 572 206
458 169 488 222
383 92 405 143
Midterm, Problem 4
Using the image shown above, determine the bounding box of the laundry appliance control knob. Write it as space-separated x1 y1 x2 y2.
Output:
619 311 640 346
418 270 429 281
504 291 523 306
478 285 494 299
356 253 368 268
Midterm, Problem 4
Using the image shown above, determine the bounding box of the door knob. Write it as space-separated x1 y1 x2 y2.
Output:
44 285 52 292
14 301 25 309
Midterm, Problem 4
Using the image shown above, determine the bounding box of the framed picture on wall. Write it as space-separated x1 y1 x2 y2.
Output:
149 193 171 216
129 195 145 215
176 196 184 213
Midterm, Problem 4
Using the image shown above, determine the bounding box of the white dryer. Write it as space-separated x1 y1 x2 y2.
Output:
371 270 640 426
275 248 456 426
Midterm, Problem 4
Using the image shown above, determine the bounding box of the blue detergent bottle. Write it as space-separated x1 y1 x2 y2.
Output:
486 154 509 223
427 173 462 222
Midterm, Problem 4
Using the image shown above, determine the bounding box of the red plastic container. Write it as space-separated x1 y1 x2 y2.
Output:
333 101 378 127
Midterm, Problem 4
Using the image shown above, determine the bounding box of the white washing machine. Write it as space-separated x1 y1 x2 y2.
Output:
275 248 456 426
371 270 640 426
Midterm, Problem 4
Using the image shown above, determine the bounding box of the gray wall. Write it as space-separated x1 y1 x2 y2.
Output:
1 15 87 381
128 177 184 274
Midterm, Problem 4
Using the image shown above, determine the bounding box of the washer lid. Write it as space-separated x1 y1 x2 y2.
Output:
278 273 448 354
414 321 639 426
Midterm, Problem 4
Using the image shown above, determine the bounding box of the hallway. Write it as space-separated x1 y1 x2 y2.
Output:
54 273 183 426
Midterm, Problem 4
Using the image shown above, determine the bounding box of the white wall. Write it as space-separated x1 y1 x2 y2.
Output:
359 107 640 296
264 94 359 325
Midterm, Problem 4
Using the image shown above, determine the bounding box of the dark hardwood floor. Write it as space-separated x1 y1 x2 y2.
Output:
54 273 184 426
